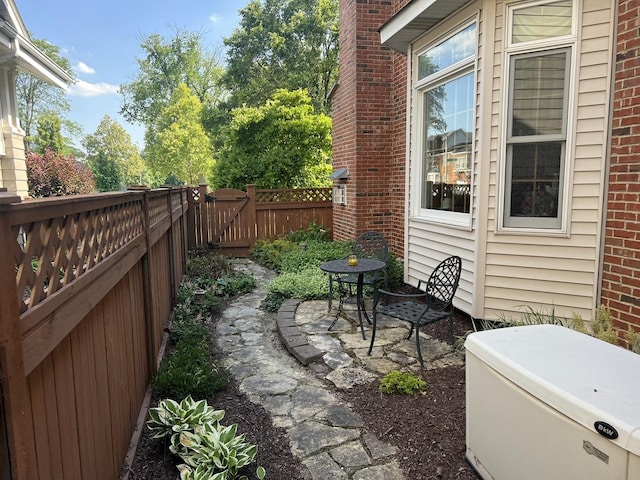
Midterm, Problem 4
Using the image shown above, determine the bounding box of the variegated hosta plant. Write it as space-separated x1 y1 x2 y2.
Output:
173 422 265 480
147 396 225 440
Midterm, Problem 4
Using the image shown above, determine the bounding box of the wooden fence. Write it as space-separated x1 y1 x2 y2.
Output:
0 186 189 480
0 183 331 480
188 184 333 256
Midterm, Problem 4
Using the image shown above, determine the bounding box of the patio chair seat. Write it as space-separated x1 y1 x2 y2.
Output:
368 255 462 368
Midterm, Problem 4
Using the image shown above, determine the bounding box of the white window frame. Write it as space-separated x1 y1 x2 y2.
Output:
411 20 477 228
498 0 577 233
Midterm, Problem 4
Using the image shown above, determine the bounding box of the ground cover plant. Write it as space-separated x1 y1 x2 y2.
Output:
254 224 404 312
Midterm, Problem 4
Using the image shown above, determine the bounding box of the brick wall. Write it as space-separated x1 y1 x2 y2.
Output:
331 0 410 257
601 0 640 338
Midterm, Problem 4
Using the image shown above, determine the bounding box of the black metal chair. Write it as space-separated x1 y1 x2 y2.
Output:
367 255 462 368
327 231 389 313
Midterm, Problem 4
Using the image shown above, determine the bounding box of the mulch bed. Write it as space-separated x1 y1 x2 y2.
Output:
123 309 479 480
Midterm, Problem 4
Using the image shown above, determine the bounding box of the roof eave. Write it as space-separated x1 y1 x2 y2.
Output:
380 0 473 53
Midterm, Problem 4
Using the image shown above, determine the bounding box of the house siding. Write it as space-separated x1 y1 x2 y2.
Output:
336 0 622 327
479 0 614 321
601 0 640 339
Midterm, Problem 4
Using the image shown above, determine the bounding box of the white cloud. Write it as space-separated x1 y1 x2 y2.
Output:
74 61 95 74
67 79 119 97
209 13 222 24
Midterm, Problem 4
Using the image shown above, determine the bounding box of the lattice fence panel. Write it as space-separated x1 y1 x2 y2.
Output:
255 188 332 203
14 200 144 313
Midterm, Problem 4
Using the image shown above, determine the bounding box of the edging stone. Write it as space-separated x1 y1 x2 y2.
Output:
277 299 323 366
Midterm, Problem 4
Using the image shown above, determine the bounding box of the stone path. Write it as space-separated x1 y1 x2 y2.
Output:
216 259 464 480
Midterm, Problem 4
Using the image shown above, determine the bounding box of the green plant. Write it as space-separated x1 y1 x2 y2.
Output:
626 328 640 354
215 273 256 298
147 396 225 440
570 305 619 345
173 421 263 480
262 268 329 311
285 222 331 243
186 253 232 280
152 338 229 400
379 370 427 395
251 238 299 271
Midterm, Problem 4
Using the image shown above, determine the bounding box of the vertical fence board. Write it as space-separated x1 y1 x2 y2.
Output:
70 323 97 480
52 337 82 480
91 303 116 479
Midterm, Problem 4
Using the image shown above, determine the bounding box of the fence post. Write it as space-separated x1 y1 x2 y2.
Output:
0 191 36 480
199 182 209 247
246 184 257 250
128 186 157 375
164 187 177 303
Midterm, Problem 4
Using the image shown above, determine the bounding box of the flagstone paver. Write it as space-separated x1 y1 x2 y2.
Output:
216 259 464 479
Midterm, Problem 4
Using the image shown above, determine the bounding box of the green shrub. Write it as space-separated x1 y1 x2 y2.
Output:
379 370 427 395
285 222 331 243
262 268 329 311
215 273 256 298
251 238 299 271
152 339 229 400
186 253 231 280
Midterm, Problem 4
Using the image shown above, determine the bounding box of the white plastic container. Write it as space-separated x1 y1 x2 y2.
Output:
465 324 640 480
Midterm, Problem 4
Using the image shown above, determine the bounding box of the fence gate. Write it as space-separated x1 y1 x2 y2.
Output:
204 187 256 257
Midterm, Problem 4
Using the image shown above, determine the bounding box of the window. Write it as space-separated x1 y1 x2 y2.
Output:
502 0 575 230
415 23 476 222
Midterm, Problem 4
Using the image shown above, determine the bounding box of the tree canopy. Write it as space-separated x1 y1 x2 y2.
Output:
145 83 213 184
84 115 146 191
119 29 226 138
16 38 78 152
213 89 332 189
223 0 339 113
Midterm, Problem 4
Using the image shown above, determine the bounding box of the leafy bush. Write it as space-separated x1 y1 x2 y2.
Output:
251 238 299 271
261 267 329 312
26 148 95 197
215 273 256 298
186 253 232 280
379 370 427 395
147 396 225 440
285 222 331 243
626 328 640 354
147 397 265 480
152 338 229 400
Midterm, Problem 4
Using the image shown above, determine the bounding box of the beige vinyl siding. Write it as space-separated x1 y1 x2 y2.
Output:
481 0 614 321
404 0 613 322
405 2 481 317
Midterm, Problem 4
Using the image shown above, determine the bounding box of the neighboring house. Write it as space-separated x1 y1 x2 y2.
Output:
0 0 73 198
332 0 640 336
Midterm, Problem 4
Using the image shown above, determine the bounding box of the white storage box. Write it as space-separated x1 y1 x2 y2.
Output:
465 324 640 480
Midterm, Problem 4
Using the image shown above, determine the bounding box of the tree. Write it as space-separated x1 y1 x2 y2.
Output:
119 29 226 145
16 38 78 152
223 0 339 113
145 83 213 184
213 89 332 189
26 148 95 197
84 115 146 191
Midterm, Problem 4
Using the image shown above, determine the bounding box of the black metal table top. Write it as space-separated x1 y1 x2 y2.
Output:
320 258 386 275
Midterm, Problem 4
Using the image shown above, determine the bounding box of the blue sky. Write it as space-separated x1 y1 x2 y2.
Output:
15 0 250 149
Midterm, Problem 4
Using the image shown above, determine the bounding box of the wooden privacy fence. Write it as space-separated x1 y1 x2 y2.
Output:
0 186 189 480
188 184 333 256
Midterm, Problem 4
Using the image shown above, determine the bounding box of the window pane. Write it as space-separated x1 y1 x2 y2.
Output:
511 51 567 136
422 73 473 213
512 0 572 44
418 23 476 80
510 142 561 218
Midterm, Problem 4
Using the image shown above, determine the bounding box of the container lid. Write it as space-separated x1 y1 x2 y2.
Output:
465 324 640 455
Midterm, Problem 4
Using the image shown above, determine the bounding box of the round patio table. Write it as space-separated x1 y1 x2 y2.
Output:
320 257 386 339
